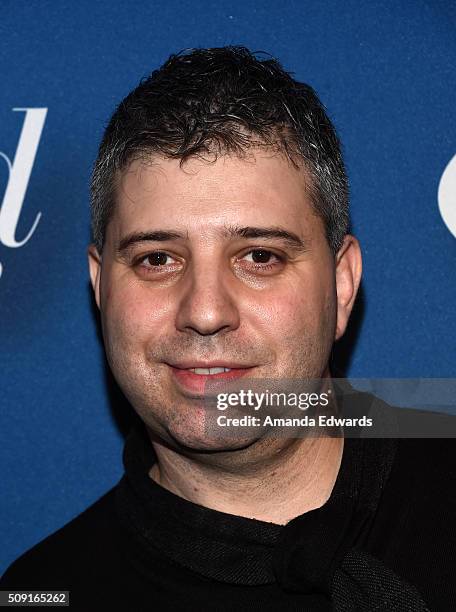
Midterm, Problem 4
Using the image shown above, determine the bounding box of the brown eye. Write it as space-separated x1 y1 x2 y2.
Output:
238 249 285 274
134 250 181 278
243 249 281 266
250 249 273 263
147 252 170 266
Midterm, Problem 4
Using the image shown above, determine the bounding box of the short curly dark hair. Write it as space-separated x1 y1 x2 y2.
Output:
91 46 349 253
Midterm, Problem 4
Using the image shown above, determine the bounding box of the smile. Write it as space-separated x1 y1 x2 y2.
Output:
189 367 232 375
168 363 253 395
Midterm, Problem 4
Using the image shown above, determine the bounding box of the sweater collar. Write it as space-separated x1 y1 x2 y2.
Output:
115 409 396 592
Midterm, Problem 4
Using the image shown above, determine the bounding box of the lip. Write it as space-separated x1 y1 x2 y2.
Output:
167 363 254 395
168 361 253 370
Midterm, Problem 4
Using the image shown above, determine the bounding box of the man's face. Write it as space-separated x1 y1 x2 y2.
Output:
89 150 359 452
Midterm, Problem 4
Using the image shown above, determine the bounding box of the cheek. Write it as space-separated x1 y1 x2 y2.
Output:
100 278 174 351
255 278 335 333
256 275 337 368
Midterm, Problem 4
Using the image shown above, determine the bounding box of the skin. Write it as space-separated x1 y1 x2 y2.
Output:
88 150 362 524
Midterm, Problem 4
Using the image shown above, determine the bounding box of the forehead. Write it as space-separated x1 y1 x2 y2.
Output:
111 150 321 239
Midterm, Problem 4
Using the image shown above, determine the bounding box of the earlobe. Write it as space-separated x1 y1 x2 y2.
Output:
87 245 102 310
334 235 362 341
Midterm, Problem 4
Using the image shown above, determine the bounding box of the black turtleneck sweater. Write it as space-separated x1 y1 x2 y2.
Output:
2 390 456 611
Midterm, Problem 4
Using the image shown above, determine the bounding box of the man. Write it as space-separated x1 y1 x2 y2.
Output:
1 46 455 611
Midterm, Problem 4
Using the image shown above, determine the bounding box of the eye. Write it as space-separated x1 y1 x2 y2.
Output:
240 249 284 271
143 251 174 267
135 251 181 274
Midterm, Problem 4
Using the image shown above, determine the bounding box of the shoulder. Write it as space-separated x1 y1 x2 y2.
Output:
392 436 456 498
368 436 456 608
0 485 120 590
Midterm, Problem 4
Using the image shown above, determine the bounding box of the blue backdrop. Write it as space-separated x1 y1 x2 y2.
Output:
1 0 455 574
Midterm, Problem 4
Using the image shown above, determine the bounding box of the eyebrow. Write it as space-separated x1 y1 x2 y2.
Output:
222 225 308 251
117 230 187 253
116 225 308 255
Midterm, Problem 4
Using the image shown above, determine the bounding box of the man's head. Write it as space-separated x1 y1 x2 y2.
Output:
88 46 362 454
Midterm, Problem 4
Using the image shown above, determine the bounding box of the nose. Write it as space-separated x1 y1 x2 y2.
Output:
175 262 240 336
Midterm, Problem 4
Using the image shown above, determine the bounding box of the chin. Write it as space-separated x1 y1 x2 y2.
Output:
165 424 260 454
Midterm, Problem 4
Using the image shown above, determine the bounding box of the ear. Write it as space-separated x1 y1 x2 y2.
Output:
88 244 102 310
334 235 362 340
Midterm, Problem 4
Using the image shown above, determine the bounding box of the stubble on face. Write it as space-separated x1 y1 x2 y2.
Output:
97 150 337 457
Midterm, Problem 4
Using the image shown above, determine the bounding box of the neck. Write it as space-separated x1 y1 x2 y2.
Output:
149 433 344 525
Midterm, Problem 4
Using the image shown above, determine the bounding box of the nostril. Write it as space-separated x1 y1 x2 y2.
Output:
185 323 233 337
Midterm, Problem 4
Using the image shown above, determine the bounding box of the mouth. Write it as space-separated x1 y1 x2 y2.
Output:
167 363 254 394
188 367 233 375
